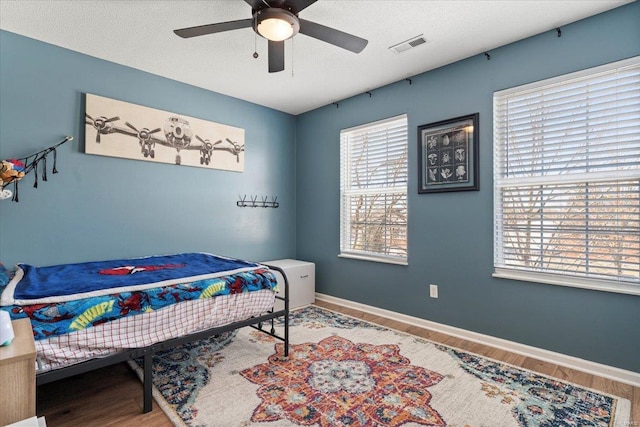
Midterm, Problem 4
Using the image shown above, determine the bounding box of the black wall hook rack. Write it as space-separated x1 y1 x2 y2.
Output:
237 195 279 208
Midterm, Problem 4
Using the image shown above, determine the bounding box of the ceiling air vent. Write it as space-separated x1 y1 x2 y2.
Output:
389 35 428 54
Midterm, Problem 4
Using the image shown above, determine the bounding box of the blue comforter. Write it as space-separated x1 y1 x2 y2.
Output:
10 252 257 302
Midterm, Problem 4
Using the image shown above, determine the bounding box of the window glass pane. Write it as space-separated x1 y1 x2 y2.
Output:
497 181 639 282
494 57 640 288
340 115 408 263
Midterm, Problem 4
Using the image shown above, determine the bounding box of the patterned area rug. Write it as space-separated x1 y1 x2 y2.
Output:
129 306 631 426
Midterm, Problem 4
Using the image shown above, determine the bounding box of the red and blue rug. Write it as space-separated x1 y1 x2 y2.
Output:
130 306 631 426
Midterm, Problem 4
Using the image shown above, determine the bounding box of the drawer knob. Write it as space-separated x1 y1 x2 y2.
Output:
300 274 309 278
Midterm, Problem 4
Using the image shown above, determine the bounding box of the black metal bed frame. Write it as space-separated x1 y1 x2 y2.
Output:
35 264 290 413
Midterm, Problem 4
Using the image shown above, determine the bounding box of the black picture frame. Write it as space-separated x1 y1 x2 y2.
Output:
418 113 479 193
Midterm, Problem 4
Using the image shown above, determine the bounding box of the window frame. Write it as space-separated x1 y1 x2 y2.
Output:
493 57 640 296
339 114 409 265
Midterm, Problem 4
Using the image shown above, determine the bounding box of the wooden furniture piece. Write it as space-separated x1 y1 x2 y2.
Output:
0 318 36 425
263 259 315 309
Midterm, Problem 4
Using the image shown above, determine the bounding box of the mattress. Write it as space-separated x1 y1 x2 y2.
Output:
36 289 275 372
0 253 279 372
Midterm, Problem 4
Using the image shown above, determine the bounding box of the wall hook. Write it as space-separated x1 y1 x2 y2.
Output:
236 194 279 208
484 52 491 60
366 91 372 98
406 78 412 85
556 27 562 37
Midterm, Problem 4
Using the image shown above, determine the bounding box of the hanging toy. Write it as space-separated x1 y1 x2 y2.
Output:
1 136 73 202
0 159 26 200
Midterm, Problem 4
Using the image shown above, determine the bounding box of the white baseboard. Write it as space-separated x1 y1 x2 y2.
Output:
315 293 640 388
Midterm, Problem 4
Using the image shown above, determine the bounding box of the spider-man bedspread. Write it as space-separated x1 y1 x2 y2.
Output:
0 253 278 340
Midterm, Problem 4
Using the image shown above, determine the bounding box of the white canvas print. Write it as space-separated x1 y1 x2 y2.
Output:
85 94 245 172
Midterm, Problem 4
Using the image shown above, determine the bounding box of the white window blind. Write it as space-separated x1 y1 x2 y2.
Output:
493 57 640 294
340 114 408 264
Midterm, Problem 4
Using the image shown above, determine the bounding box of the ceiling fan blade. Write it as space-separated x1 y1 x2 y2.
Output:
174 19 253 38
244 0 264 11
292 0 317 13
268 40 285 73
299 19 368 53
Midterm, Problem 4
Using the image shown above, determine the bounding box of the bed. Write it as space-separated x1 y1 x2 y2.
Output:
0 252 290 413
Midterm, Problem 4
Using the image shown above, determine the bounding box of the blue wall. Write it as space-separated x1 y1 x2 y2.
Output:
296 2 640 372
0 30 297 267
1 3 639 373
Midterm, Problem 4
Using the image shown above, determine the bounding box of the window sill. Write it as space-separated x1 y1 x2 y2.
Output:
339 253 408 266
493 268 640 296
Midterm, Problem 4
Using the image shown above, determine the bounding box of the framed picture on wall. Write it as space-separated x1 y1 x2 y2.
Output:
417 113 479 193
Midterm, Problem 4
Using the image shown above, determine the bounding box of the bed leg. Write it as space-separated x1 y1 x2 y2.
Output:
143 352 153 413
267 264 290 357
283 268 290 357
284 308 289 357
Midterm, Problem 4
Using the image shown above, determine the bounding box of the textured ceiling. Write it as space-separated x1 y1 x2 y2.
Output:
0 0 632 115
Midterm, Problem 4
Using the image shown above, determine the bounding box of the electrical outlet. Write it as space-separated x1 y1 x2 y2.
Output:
429 284 438 299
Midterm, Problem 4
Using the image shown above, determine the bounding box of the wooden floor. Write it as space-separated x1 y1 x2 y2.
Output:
37 301 639 426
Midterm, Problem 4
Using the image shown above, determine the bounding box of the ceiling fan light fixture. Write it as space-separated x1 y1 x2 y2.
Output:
255 8 300 42
258 18 292 41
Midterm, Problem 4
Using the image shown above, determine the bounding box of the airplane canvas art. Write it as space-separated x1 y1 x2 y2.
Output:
85 93 245 172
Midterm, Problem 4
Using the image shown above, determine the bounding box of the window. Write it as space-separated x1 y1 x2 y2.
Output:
340 114 408 265
493 57 640 295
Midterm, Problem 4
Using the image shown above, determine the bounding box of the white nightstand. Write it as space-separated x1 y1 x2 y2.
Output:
262 259 315 309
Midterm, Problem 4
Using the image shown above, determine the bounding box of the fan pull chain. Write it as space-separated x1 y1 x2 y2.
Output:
291 37 294 78
252 15 259 59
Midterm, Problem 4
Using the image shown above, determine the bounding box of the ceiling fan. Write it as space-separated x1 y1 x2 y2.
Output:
174 0 368 73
